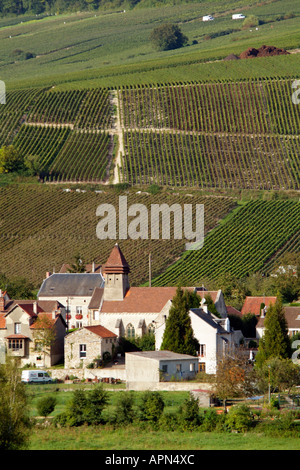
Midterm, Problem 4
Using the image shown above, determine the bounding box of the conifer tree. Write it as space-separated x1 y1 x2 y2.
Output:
255 300 291 368
161 287 199 356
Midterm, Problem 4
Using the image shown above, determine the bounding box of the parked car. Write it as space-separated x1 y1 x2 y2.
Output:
21 370 54 384
232 14 245 19
203 15 214 21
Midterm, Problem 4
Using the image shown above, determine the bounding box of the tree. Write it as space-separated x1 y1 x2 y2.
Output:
0 357 31 450
36 395 57 417
67 253 86 273
113 391 135 425
161 287 199 356
32 314 57 364
178 394 201 430
214 351 257 410
0 145 24 173
150 23 188 51
256 357 300 396
255 300 291 368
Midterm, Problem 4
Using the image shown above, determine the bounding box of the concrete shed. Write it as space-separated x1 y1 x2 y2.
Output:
126 350 198 390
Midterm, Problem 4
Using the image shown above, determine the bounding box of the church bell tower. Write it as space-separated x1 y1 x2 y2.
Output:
103 244 130 301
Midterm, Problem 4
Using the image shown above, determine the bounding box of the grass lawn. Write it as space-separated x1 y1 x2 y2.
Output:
28 425 300 450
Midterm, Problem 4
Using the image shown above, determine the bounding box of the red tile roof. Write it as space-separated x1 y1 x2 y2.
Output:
241 296 277 316
84 325 117 338
103 244 130 274
101 286 178 313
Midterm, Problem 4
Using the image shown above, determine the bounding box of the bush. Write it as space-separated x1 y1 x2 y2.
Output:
200 408 219 432
139 391 165 424
112 391 135 425
36 396 57 417
178 395 202 430
225 404 254 432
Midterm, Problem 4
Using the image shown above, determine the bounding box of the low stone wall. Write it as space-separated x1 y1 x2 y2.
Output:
126 382 214 392
49 367 126 382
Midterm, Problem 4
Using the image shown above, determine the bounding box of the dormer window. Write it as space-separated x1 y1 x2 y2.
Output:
14 323 21 334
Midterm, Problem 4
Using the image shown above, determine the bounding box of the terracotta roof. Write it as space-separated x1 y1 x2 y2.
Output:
226 305 242 317
101 286 178 313
60 263 102 274
195 290 219 302
103 244 130 274
84 325 117 338
241 296 277 316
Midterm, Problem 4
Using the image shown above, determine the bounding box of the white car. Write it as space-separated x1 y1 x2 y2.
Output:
21 370 54 384
203 15 214 21
232 14 245 19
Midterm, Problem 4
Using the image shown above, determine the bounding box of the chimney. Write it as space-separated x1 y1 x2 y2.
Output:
52 310 57 320
0 290 5 312
46 271 51 278
92 261 95 273
33 301 38 314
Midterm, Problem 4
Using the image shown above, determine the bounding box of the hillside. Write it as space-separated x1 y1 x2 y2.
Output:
0 0 299 291
0 0 299 88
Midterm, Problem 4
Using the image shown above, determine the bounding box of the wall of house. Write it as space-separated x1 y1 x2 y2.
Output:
65 328 117 368
38 296 91 328
98 312 158 338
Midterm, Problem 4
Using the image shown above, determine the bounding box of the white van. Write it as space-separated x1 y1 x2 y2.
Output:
232 14 245 19
21 370 54 384
203 15 214 21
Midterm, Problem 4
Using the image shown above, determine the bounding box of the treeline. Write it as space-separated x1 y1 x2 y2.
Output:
0 0 190 17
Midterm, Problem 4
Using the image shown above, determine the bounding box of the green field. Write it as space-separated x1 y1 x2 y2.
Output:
0 0 299 89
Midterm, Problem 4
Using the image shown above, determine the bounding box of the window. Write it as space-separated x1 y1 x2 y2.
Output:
176 363 182 372
14 323 21 334
79 344 86 358
93 310 100 321
190 362 195 372
199 344 206 357
8 339 23 350
126 323 135 339
161 364 168 373
199 363 206 373
148 323 155 334
76 306 82 315
76 321 83 329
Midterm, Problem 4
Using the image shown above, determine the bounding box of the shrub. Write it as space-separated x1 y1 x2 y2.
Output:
178 395 202 430
113 391 135 425
200 408 219 432
139 391 165 424
36 396 57 417
225 404 254 432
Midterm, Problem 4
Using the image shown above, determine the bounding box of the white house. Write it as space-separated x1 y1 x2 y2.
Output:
155 300 240 374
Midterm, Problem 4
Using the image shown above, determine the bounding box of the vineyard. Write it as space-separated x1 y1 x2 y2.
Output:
0 185 237 286
0 78 299 188
152 199 300 286
119 79 300 190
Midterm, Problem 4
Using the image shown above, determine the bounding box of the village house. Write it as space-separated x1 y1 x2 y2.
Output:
241 296 277 317
125 350 199 390
37 271 105 329
64 325 118 369
0 291 66 367
256 306 300 339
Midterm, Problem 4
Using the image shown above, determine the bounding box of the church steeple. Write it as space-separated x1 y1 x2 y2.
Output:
103 244 130 300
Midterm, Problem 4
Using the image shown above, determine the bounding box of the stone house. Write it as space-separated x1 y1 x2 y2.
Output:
0 293 66 367
241 296 277 317
64 325 118 369
125 350 198 390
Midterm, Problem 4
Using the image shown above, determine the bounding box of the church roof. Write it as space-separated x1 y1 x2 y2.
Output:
241 296 277 316
103 243 130 274
101 286 177 313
